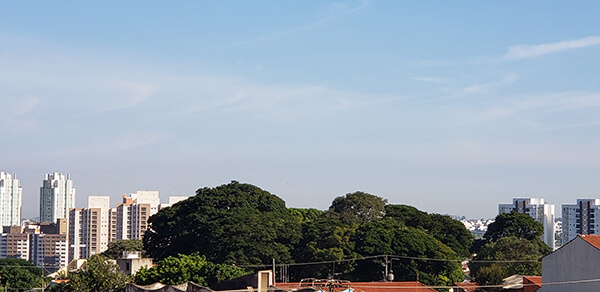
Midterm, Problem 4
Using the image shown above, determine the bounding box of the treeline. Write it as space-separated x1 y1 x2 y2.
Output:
143 181 473 287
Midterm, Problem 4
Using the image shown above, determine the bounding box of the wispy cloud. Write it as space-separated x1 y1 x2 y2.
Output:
59 131 169 157
92 81 158 114
458 91 600 129
453 74 517 97
235 1 370 46
503 36 600 60
166 79 401 120
1 97 39 130
412 76 446 84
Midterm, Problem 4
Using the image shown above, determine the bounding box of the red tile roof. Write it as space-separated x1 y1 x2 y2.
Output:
579 234 600 250
522 276 542 292
454 281 478 292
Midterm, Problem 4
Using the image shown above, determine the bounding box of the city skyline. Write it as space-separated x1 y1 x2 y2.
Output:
2 2 600 219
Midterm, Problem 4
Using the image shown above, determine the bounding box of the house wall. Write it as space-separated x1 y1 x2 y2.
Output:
541 237 600 292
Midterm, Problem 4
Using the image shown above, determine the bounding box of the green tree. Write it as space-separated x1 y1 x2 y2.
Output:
135 254 249 286
471 236 543 282
51 255 131 292
351 218 464 286
385 205 473 258
479 212 550 255
144 181 301 264
292 217 359 280
289 208 324 223
484 212 543 243
0 258 45 291
101 239 144 259
328 191 387 224
473 264 504 292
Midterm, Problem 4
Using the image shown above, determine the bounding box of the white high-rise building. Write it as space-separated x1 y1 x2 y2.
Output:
116 191 160 240
68 196 113 260
40 172 76 223
562 199 600 244
499 197 556 250
0 172 22 228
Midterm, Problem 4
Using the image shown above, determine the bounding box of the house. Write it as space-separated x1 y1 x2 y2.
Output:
451 281 478 292
503 275 541 292
116 251 153 275
541 234 600 291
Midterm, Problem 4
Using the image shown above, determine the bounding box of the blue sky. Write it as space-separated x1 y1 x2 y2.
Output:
2 1 600 218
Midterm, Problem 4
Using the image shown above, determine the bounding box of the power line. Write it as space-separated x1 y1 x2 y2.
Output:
236 253 539 268
179 277 600 292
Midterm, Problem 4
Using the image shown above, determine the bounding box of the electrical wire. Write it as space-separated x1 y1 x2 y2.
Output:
237 253 539 268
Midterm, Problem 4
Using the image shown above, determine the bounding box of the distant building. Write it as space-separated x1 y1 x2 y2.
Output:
0 232 29 260
116 251 152 275
502 275 542 292
562 199 600 244
69 196 113 260
0 221 68 273
0 172 22 228
159 196 189 209
499 198 555 250
31 233 68 273
541 234 600 292
40 172 76 223
116 191 160 240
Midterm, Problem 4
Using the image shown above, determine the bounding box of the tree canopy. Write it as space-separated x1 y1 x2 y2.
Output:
385 205 473 258
471 212 551 290
144 181 301 264
0 258 45 291
101 239 144 259
352 218 464 286
328 191 387 224
49 255 131 292
143 182 472 286
135 254 249 286
484 212 544 243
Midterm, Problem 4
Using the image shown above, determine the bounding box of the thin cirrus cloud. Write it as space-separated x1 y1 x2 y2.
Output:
1 97 40 130
56 131 170 158
233 1 370 46
502 36 600 60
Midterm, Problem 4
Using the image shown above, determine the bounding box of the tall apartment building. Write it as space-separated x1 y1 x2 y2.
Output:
0 172 22 228
499 197 556 250
116 191 160 240
0 221 68 273
40 172 76 223
562 199 600 244
31 233 68 273
68 196 113 260
0 231 29 260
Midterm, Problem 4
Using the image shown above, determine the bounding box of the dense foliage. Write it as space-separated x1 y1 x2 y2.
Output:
101 239 144 259
0 258 45 290
49 255 131 292
135 254 250 286
385 205 474 258
470 212 551 291
144 182 473 288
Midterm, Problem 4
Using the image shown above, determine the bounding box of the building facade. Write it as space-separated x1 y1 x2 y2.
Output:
0 232 29 260
68 196 113 260
40 172 76 223
541 234 600 292
31 233 68 273
499 198 556 250
562 199 600 244
0 222 68 273
0 172 22 228
116 191 160 240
